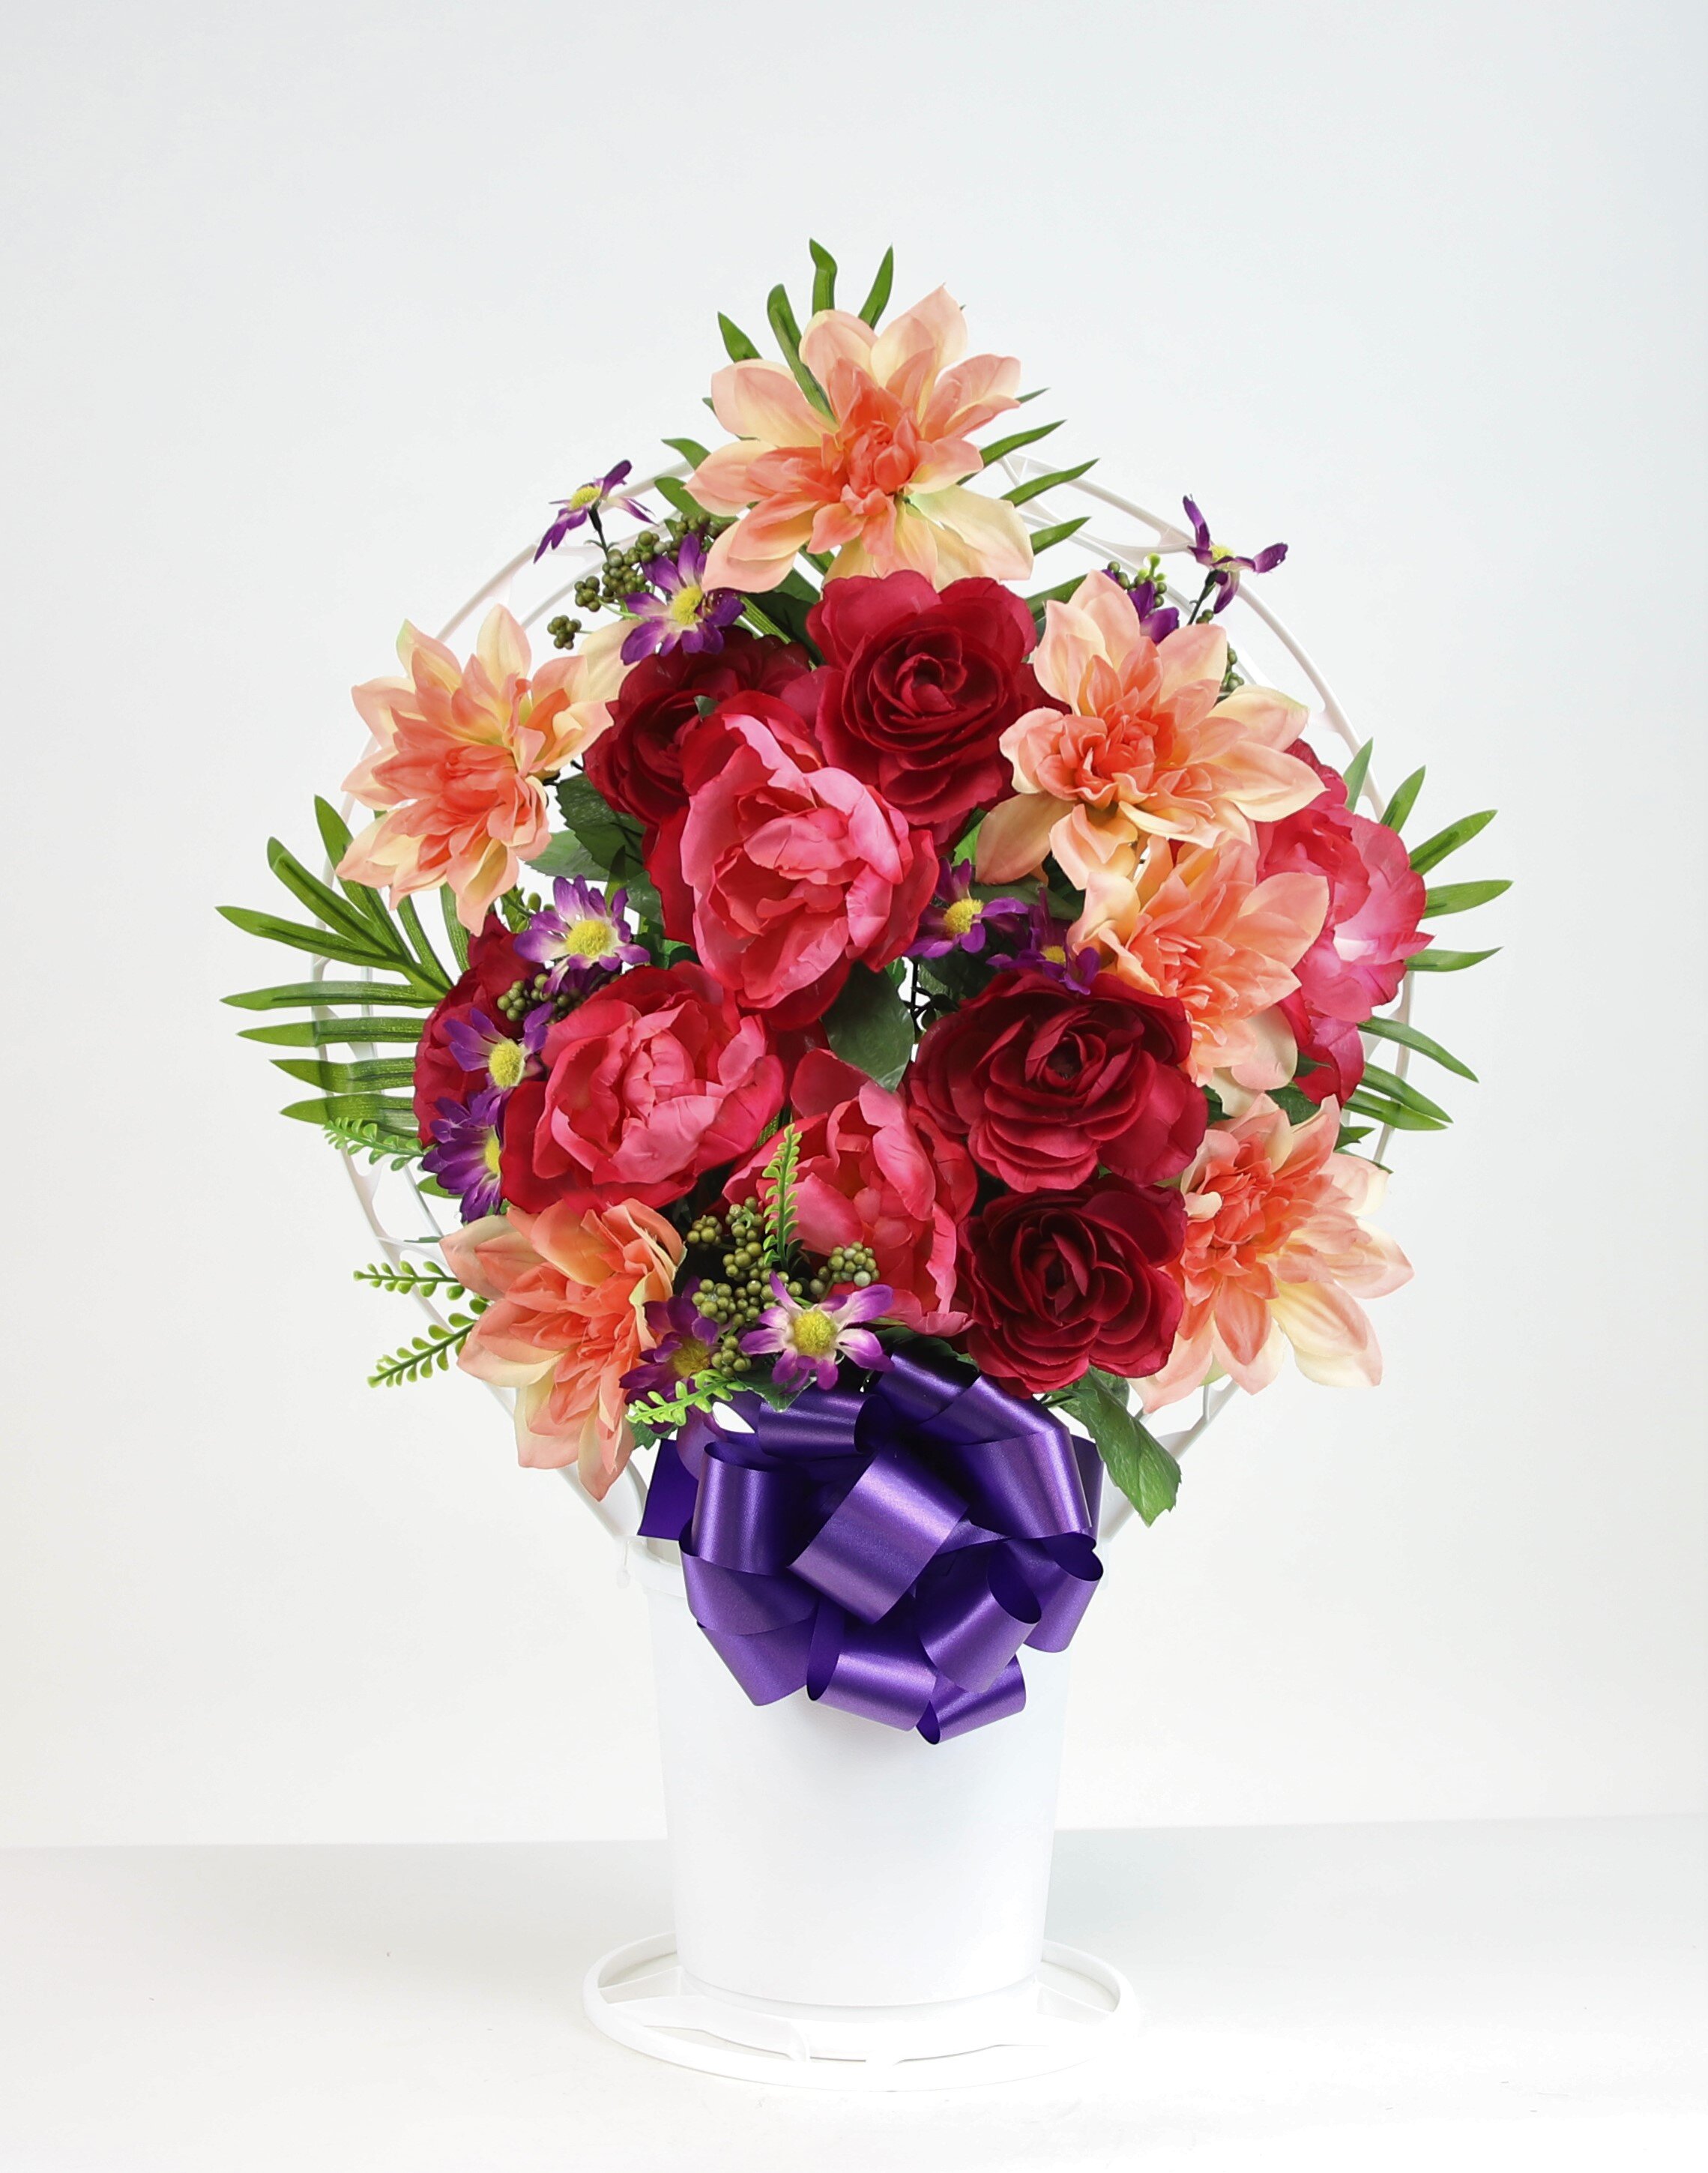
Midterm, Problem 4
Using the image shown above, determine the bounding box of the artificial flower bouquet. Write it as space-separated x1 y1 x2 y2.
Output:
223 244 1504 1737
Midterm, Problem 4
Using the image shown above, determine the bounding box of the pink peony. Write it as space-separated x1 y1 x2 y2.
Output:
444 1199 683 1496
650 693 938 1029
723 1049 977 1336
339 607 630 931
689 286 1032 591
1140 1097 1411 1411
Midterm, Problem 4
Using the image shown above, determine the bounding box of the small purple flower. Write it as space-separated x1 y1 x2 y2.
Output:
1107 561 1180 642
441 1006 549 1093
1181 495 1288 615
621 1289 725 1399
741 1276 893 1393
620 531 743 665
910 858 1030 959
423 1088 507 1221
535 461 652 559
1008 897 1101 991
515 878 648 993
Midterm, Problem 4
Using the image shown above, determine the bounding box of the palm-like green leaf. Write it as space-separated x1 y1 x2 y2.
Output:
1408 808 1496 874
1361 1015 1477 1081
1422 878 1511 917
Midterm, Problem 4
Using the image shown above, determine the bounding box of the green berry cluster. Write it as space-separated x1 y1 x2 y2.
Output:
495 973 578 1025
545 614 584 652
811 1243 878 1297
569 513 722 621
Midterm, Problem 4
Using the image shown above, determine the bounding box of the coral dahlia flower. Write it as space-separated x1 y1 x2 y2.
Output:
1140 1097 1411 1411
689 286 1033 591
339 606 630 931
976 572 1324 893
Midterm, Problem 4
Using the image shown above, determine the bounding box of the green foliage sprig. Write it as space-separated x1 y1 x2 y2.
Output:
366 1302 489 1389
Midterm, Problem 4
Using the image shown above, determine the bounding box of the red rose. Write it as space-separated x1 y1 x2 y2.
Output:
722 1049 977 1336
800 571 1046 842
959 1179 1186 1394
907 970 1205 1193
648 693 937 1030
413 916 530 1140
499 962 784 1213
584 630 809 840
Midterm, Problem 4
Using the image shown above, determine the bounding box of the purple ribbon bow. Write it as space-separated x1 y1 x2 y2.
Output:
638 1349 1104 1742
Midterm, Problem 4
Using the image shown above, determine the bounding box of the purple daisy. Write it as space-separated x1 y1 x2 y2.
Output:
515 878 648 994
741 1275 893 1394
1181 495 1288 615
1008 897 1102 991
422 1088 507 1221
910 858 1030 959
620 532 743 664
535 460 652 559
621 1289 725 1400
441 1005 549 1094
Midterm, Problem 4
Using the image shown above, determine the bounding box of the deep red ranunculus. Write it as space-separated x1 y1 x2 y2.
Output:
499 962 785 1213
798 571 1047 842
584 630 810 840
959 1178 1186 1394
1256 743 1431 1100
413 916 530 1141
906 970 1205 1193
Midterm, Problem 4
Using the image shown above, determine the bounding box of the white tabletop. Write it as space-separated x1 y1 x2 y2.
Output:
1 1818 1703 2172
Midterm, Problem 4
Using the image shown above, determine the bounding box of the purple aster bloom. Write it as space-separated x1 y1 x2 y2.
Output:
1181 495 1288 615
534 460 653 559
621 1288 725 1399
741 1275 894 1394
909 857 1030 959
619 531 743 664
1008 897 1102 991
515 877 648 994
422 1088 507 1222
441 1005 549 1094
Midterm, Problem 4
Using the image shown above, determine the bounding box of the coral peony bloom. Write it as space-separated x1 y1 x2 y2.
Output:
340 607 630 931
722 1049 977 1336
444 1199 683 1496
689 287 1033 591
501 962 785 1215
975 573 1322 893
1078 837 1329 1094
650 693 938 1029
1139 1097 1411 1411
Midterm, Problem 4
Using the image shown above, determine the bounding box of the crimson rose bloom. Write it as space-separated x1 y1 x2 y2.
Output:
413 916 530 1141
499 962 785 1213
649 693 937 1030
584 630 809 840
959 1179 1186 1394
908 970 1205 1193
799 572 1045 841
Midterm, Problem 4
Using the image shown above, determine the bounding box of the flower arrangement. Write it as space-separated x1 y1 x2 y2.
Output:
223 245 1505 1711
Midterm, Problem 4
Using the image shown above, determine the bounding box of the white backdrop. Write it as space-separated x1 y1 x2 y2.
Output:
1 0 1702 1846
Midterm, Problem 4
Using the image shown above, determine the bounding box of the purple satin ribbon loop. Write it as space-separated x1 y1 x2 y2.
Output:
638 1349 1106 1741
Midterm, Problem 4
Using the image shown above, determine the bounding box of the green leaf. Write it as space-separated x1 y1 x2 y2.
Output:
439 887 471 972
1409 808 1497 874
718 313 761 362
1357 1061 1452 1124
1026 516 1090 556
555 774 644 880
313 798 398 942
1339 739 1374 807
223 980 437 1011
654 474 711 522
808 238 836 314
272 1055 419 1092
1380 767 1425 832
218 905 428 980
746 580 818 652
525 830 606 881
1336 1123 1374 1150
393 896 451 991
981 419 1063 468
280 1092 417 1130
1004 459 1096 508
1361 1014 1477 1081
265 838 399 957
1407 946 1500 973
661 435 710 468
857 246 893 327
1066 1368 1180 1525
1422 878 1511 917
767 283 830 415
823 962 914 1089
1345 1092 1450 1133
240 1016 423 1047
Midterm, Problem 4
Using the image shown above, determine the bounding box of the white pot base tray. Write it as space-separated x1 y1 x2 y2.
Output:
583 1931 1134 2090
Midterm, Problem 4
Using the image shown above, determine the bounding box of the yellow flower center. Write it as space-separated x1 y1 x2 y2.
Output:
567 482 603 510
672 1336 714 1379
942 897 982 937
791 1308 840 1358
564 916 615 958
666 582 705 627
483 1131 503 1176
488 1039 527 1090
1042 943 1066 965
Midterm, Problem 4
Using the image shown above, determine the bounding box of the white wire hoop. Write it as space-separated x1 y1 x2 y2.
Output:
322 457 1420 1545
